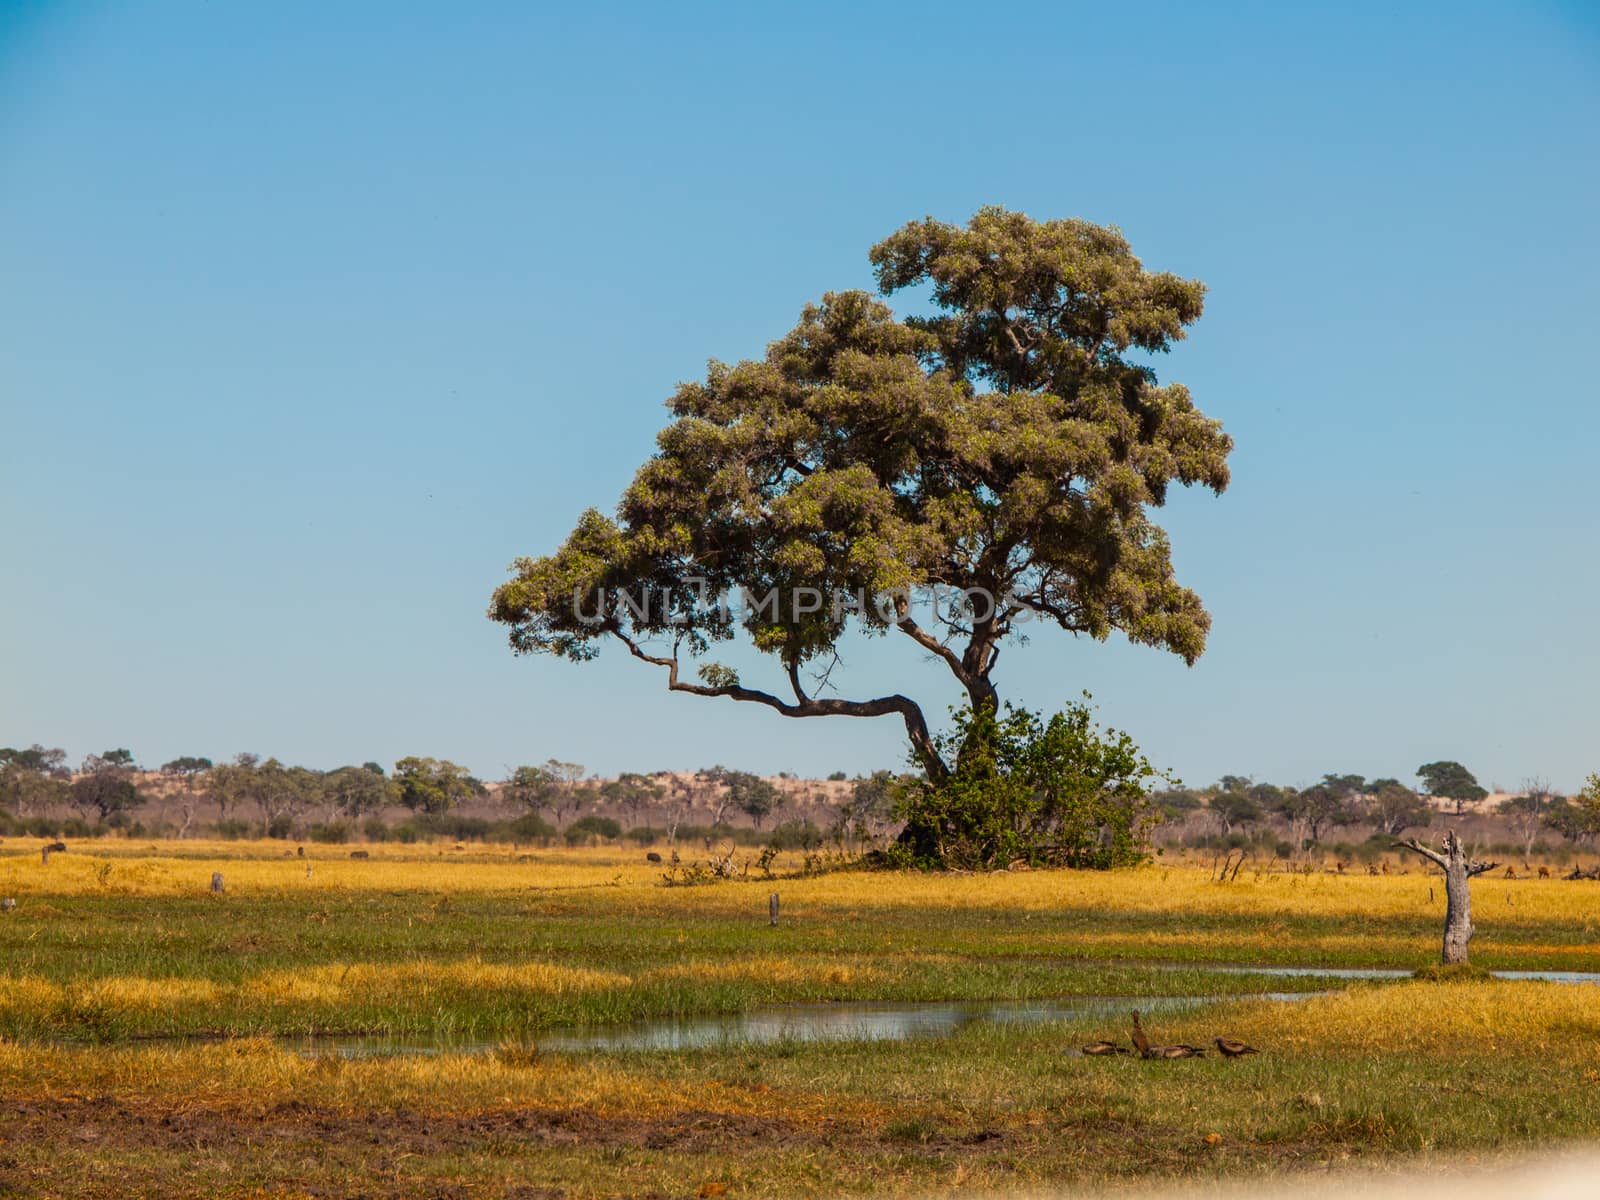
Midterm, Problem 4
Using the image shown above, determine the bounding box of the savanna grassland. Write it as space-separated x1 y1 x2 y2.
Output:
1 840 1598 1198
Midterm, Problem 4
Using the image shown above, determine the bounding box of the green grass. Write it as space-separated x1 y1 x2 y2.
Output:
1 844 1596 1196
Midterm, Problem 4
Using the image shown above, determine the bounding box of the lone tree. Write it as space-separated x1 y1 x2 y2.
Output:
1416 761 1487 815
490 208 1231 790
1394 830 1499 964
72 750 147 823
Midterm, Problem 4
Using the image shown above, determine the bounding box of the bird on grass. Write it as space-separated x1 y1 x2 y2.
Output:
1080 1040 1129 1056
1151 1043 1207 1059
1131 1010 1206 1058
1212 1036 1260 1058
1130 1010 1151 1057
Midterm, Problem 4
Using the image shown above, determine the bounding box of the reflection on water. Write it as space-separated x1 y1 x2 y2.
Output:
299 993 1313 1058
1203 966 1600 983
285 966 1600 1058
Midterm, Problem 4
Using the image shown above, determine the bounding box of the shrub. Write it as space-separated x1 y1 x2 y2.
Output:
409 812 489 841
308 822 350 844
362 817 391 842
265 815 294 840
767 820 825 851
626 825 664 846
564 815 622 845
894 698 1165 870
214 819 252 840
504 813 556 843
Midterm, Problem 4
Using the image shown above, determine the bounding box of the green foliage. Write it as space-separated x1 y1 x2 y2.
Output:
393 757 483 815
1209 786 1263 834
0 760 70 815
836 770 902 842
1149 788 1201 820
564 814 622 845
766 819 826 851
501 760 585 817
307 822 350 844
70 772 146 822
490 208 1232 778
598 772 663 822
893 697 1164 870
206 755 323 828
322 765 399 820
1415 761 1487 810
1543 795 1600 844
722 771 781 828
1366 778 1432 836
0 745 68 775
505 812 556 843
160 756 213 776
1273 779 1358 845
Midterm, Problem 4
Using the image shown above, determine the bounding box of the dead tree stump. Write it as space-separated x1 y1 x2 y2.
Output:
210 872 225 894
769 892 780 926
1394 829 1498 964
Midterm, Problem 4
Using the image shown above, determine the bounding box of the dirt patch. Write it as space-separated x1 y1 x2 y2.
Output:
0 1094 823 1158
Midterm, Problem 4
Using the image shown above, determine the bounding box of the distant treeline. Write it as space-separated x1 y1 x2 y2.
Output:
0 745 896 848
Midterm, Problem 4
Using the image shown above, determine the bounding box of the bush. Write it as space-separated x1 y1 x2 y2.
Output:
766 820 825 851
409 812 489 841
564 815 622 845
674 822 765 847
362 817 391 842
308 822 350 844
265 815 294 839
504 812 556 843
626 825 664 846
61 818 93 839
214 819 252 840
893 698 1165 870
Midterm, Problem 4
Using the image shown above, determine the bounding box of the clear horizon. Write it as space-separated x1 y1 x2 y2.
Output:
3 2 1598 793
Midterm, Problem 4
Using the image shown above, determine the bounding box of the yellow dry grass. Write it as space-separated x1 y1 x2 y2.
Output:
4 839 1595 929
1187 980 1600 1057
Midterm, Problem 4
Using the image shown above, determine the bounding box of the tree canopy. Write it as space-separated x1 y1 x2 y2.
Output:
489 208 1231 779
393 757 483 815
1416 761 1487 812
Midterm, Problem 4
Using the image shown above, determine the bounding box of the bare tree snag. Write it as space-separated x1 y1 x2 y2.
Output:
1394 829 1498 964
769 892 780 927
210 872 225 894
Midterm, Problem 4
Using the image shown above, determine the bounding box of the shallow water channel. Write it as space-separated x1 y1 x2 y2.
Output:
296 992 1305 1057
289 965 1600 1057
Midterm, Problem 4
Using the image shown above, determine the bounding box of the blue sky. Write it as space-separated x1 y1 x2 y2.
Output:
2 1 1597 792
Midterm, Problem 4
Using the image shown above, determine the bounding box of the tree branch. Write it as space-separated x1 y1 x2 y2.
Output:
608 629 947 779
1392 837 1448 870
894 604 972 684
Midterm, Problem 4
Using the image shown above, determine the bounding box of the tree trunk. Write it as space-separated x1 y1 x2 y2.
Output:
1441 847 1474 964
1395 829 1497 965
